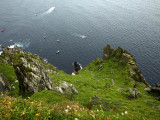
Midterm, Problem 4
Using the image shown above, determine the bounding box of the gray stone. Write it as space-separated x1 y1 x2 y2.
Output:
118 88 124 92
54 81 78 95
2 46 54 94
145 87 151 92
1 46 79 96
112 78 115 85
127 87 140 98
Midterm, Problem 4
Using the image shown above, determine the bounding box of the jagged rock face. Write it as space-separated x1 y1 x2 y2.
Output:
2 46 54 94
103 45 148 86
13 59 54 94
1 46 79 95
0 73 11 92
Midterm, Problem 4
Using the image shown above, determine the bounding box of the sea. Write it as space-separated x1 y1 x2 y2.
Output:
0 0 160 86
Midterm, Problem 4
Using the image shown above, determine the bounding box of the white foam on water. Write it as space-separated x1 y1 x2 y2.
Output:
15 41 30 49
45 7 55 14
72 33 87 39
8 40 30 49
0 51 2 55
14 42 24 48
0 45 2 55
72 72 76 75
43 58 48 63
8 45 15 48
79 35 87 39
80 64 83 70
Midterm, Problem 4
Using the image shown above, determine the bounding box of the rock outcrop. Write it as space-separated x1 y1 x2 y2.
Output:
145 83 160 93
54 81 78 95
2 46 54 94
0 73 11 92
126 87 140 99
103 45 148 86
1 46 78 95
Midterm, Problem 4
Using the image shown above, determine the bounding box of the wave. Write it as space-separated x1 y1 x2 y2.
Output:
0 40 30 55
45 7 55 14
8 45 15 48
0 51 2 55
8 41 30 49
72 33 87 39
0 45 2 55
43 58 48 63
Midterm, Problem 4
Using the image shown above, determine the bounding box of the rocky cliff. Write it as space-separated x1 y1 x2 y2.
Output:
0 45 156 96
0 45 159 120
0 46 78 95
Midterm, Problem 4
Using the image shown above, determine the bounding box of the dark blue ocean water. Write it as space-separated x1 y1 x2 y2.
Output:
0 0 160 86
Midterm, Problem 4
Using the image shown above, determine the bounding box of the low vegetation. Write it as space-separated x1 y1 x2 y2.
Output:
0 45 159 120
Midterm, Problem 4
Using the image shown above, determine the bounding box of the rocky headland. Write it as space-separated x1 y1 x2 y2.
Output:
0 45 159 120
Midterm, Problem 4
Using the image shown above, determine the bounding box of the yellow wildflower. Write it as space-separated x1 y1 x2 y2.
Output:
35 113 40 117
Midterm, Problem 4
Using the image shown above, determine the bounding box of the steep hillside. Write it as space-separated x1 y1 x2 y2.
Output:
0 45 159 120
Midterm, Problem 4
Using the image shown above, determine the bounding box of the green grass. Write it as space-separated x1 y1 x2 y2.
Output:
0 47 160 119
0 63 19 96
30 90 67 105
28 58 160 120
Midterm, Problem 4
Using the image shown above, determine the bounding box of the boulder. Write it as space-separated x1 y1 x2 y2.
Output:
118 88 124 92
127 87 140 99
145 87 151 93
54 81 78 95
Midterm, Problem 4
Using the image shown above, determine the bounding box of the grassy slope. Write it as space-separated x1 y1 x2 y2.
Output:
31 58 160 120
0 52 160 119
